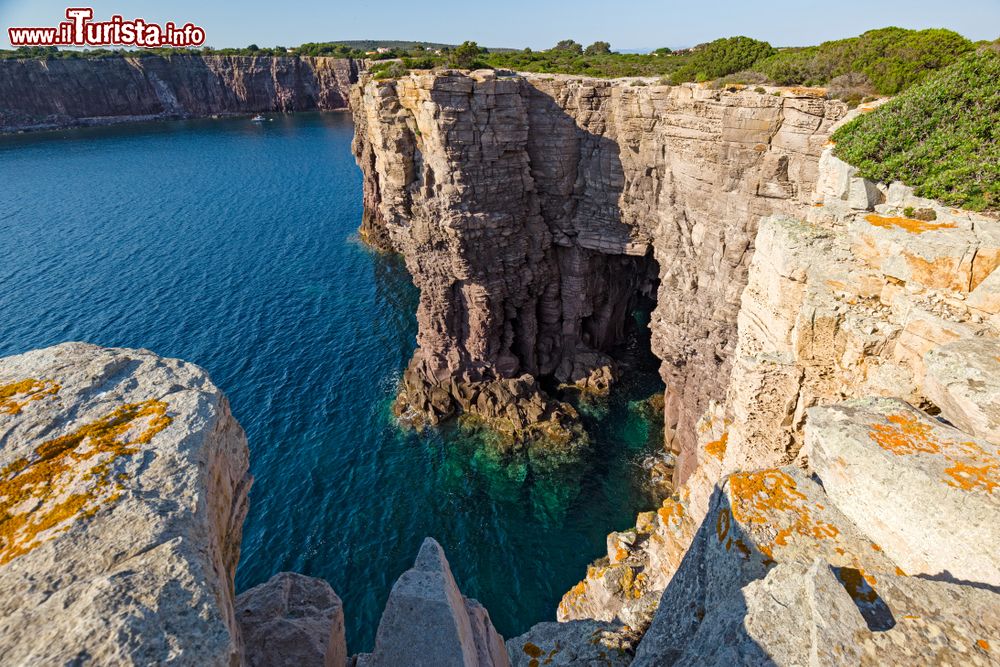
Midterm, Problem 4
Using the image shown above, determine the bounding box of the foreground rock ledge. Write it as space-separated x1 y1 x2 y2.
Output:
0 343 252 665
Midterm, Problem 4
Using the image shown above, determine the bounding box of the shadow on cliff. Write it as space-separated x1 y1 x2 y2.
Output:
518 84 661 389
634 485 896 664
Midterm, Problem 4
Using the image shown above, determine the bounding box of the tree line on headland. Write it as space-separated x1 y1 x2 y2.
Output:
3 28 993 101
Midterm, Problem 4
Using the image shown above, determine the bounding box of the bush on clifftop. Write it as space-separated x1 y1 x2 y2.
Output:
753 27 973 94
665 36 775 84
832 49 1000 211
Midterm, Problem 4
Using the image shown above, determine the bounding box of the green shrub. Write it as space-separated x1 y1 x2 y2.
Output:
832 49 1000 211
584 41 612 56
753 27 973 94
667 36 774 84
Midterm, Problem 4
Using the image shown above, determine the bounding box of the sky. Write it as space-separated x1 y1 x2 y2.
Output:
1 0 998 50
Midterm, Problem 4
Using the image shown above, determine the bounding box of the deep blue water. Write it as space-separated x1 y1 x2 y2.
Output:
0 113 663 652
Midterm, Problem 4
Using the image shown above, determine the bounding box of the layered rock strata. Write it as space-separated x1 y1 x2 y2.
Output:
552 143 1000 653
0 343 252 665
351 70 847 459
0 55 359 132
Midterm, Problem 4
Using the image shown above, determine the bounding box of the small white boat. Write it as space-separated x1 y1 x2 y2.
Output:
251 114 266 122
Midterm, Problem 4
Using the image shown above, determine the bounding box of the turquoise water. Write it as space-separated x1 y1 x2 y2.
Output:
0 113 663 652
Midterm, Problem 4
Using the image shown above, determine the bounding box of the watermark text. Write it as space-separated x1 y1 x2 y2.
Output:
8 8 206 48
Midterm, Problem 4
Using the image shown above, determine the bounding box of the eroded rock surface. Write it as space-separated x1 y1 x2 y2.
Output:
237 572 347 667
356 537 509 667
808 398 1000 587
0 342 252 665
506 621 633 667
924 337 1000 444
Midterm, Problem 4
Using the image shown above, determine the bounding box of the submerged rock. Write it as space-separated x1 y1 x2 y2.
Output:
237 572 347 667
0 342 252 665
356 538 509 667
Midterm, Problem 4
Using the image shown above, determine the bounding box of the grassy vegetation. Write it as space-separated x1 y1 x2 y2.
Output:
832 48 1000 211
1 28 984 104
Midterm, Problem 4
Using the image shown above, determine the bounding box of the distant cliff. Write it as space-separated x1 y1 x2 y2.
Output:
0 55 360 132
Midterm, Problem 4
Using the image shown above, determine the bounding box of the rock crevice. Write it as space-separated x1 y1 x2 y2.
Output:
351 70 846 465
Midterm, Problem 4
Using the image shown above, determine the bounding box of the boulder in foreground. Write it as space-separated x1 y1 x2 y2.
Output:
356 537 509 667
0 342 252 666
237 571 347 667
808 397 1000 587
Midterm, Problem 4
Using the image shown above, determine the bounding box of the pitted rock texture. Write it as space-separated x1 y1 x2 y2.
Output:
237 572 347 667
0 342 251 665
356 537 509 667
351 70 847 464
808 398 1000 587
924 338 1000 445
0 55 359 132
506 620 634 667
636 557 1000 667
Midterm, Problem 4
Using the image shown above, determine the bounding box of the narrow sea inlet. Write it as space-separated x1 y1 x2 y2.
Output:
0 112 663 652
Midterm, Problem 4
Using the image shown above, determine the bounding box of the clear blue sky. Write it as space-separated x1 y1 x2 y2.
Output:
1 0 998 50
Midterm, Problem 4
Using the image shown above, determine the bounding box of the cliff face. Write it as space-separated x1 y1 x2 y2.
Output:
0 55 359 131
354 71 1000 663
352 70 846 467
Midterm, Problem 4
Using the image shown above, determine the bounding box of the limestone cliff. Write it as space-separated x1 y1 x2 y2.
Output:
353 70 1000 663
351 70 846 465
0 55 359 132
552 146 1000 642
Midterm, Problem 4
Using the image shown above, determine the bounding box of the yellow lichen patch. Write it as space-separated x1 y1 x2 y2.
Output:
523 642 543 658
0 379 60 415
869 413 940 455
705 431 728 461
787 86 827 98
869 412 998 494
864 213 956 234
0 400 171 565
635 511 656 535
944 460 998 494
727 470 841 557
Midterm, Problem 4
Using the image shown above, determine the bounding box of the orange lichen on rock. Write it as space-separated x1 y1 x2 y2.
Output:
978 640 991 652
869 412 998 494
657 497 685 531
705 431 728 461
726 470 841 557
523 642 543 658
0 379 60 415
0 399 171 565
864 213 956 234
